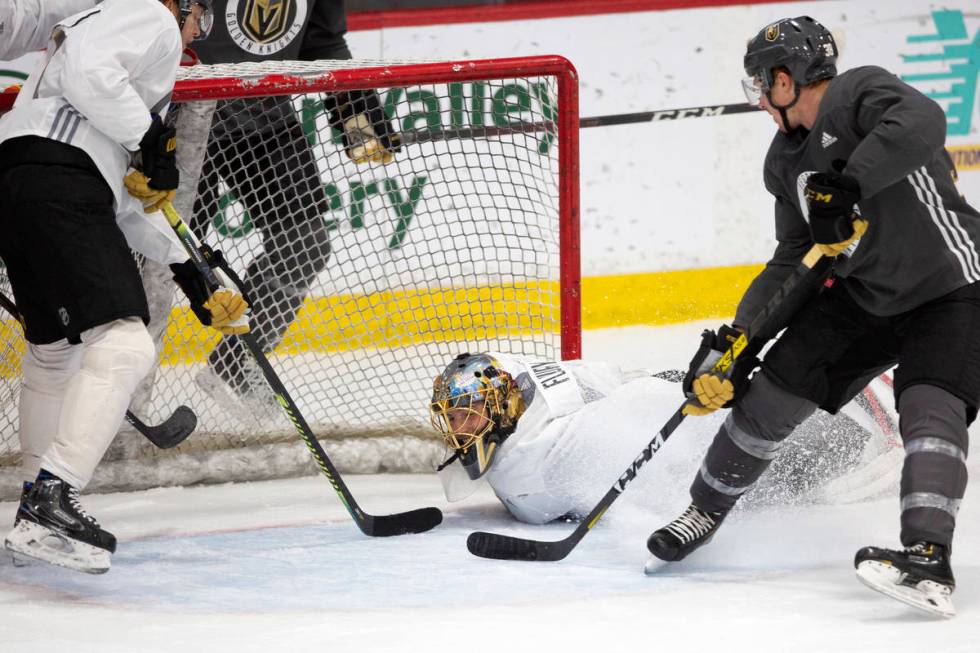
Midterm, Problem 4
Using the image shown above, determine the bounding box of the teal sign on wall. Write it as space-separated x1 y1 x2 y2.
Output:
901 10 980 137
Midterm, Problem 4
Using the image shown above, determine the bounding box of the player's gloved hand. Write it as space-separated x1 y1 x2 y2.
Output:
125 114 179 213
328 90 401 165
170 249 250 336
804 172 867 257
681 325 755 416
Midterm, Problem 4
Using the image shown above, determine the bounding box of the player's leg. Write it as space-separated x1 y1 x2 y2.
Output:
18 340 82 487
0 141 155 572
853 281 980 617
648 283 894 563
203 114 331 399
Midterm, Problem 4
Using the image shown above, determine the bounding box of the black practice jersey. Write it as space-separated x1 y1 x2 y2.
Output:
736 66 980 326
190 0 353 139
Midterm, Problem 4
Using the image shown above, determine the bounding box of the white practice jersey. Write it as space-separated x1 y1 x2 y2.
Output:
0 0 96 60
0 0 187 265
480 353 704 524
476 354 893 525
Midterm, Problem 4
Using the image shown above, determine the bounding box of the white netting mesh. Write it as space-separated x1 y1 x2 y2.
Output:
0 58 577 498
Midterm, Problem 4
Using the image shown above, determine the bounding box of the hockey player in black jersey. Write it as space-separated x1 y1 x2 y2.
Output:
646 16 980 618
182 0 400 407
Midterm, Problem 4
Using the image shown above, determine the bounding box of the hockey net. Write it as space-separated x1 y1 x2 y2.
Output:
0 56 580 498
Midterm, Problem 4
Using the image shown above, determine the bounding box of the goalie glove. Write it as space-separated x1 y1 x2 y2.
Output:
125 114 179 213
327 89 401 165
681 325 758 416
170 248 250 335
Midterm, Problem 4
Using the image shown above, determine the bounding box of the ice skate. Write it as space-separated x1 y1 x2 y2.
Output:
644 503 726 572
197 336 277 416
7 482 36 568
854 542 955 618
4 471 116 574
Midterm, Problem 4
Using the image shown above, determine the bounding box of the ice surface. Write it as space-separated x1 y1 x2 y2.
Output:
1 324 979 651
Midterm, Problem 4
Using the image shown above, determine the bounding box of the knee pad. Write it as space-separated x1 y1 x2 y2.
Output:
79 318 156 393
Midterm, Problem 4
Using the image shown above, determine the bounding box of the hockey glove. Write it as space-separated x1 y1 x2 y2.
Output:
681 325 757 416
170 249 250 336
804 172 868 257
125 115 179 213
327 90 401 165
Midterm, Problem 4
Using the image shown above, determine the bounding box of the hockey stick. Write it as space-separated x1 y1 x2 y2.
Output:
0 290 197 449
467 245 832 561
159 201 443 536
396 101 756 146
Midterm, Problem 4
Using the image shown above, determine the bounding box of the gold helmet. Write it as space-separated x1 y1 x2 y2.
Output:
430 353 525 480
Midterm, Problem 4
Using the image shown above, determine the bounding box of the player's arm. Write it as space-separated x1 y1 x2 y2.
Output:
299 0 353 61
57 1 180 152
841 66 948 199
0 0 96 60
734 160 813 330
301 0 400 164
682 173 811 416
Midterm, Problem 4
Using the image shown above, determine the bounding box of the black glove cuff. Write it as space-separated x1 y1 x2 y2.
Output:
682 329 716 395
682 324 751 405
326 89 401 152
170 259 212 326
139 114 179 191
805 172 861 243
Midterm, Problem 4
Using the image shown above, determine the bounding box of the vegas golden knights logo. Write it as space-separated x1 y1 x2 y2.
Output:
242 0 291 44
765 24 779 41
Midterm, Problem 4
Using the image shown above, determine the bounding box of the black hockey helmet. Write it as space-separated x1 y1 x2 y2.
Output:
179 0 213 41
743 16 838 99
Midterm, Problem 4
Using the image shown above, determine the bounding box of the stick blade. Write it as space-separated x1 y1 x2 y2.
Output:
136 406 198 449
364 507 443 537
466 531 570 561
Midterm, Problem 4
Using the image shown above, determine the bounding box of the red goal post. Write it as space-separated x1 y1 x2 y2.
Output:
0 55 581 496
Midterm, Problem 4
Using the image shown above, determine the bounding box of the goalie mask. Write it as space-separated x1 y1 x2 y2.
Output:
430 354 526 489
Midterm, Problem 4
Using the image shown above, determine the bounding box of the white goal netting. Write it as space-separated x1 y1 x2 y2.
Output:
0 56 580 497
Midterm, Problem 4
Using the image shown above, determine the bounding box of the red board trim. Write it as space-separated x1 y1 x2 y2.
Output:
348 0 797 31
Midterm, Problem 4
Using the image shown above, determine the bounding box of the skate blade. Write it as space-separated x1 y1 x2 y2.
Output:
643 555 670 575
855 560 955 618
4 521 110 575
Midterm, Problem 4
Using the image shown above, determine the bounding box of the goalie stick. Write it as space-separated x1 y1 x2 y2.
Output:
0 291 196 449
466 245 832 561
159 201 443 537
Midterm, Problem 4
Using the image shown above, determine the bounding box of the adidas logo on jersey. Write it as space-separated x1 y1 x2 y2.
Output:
821 131 838 148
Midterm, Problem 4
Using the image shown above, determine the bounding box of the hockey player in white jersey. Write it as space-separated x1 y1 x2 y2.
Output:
0 0 232 574
429 353 896 525
0 0 96 59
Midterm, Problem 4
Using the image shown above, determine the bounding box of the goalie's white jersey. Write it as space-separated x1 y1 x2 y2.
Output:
476 353 706 524
472 353 895 525
0 0 187 265
0 0 95 60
